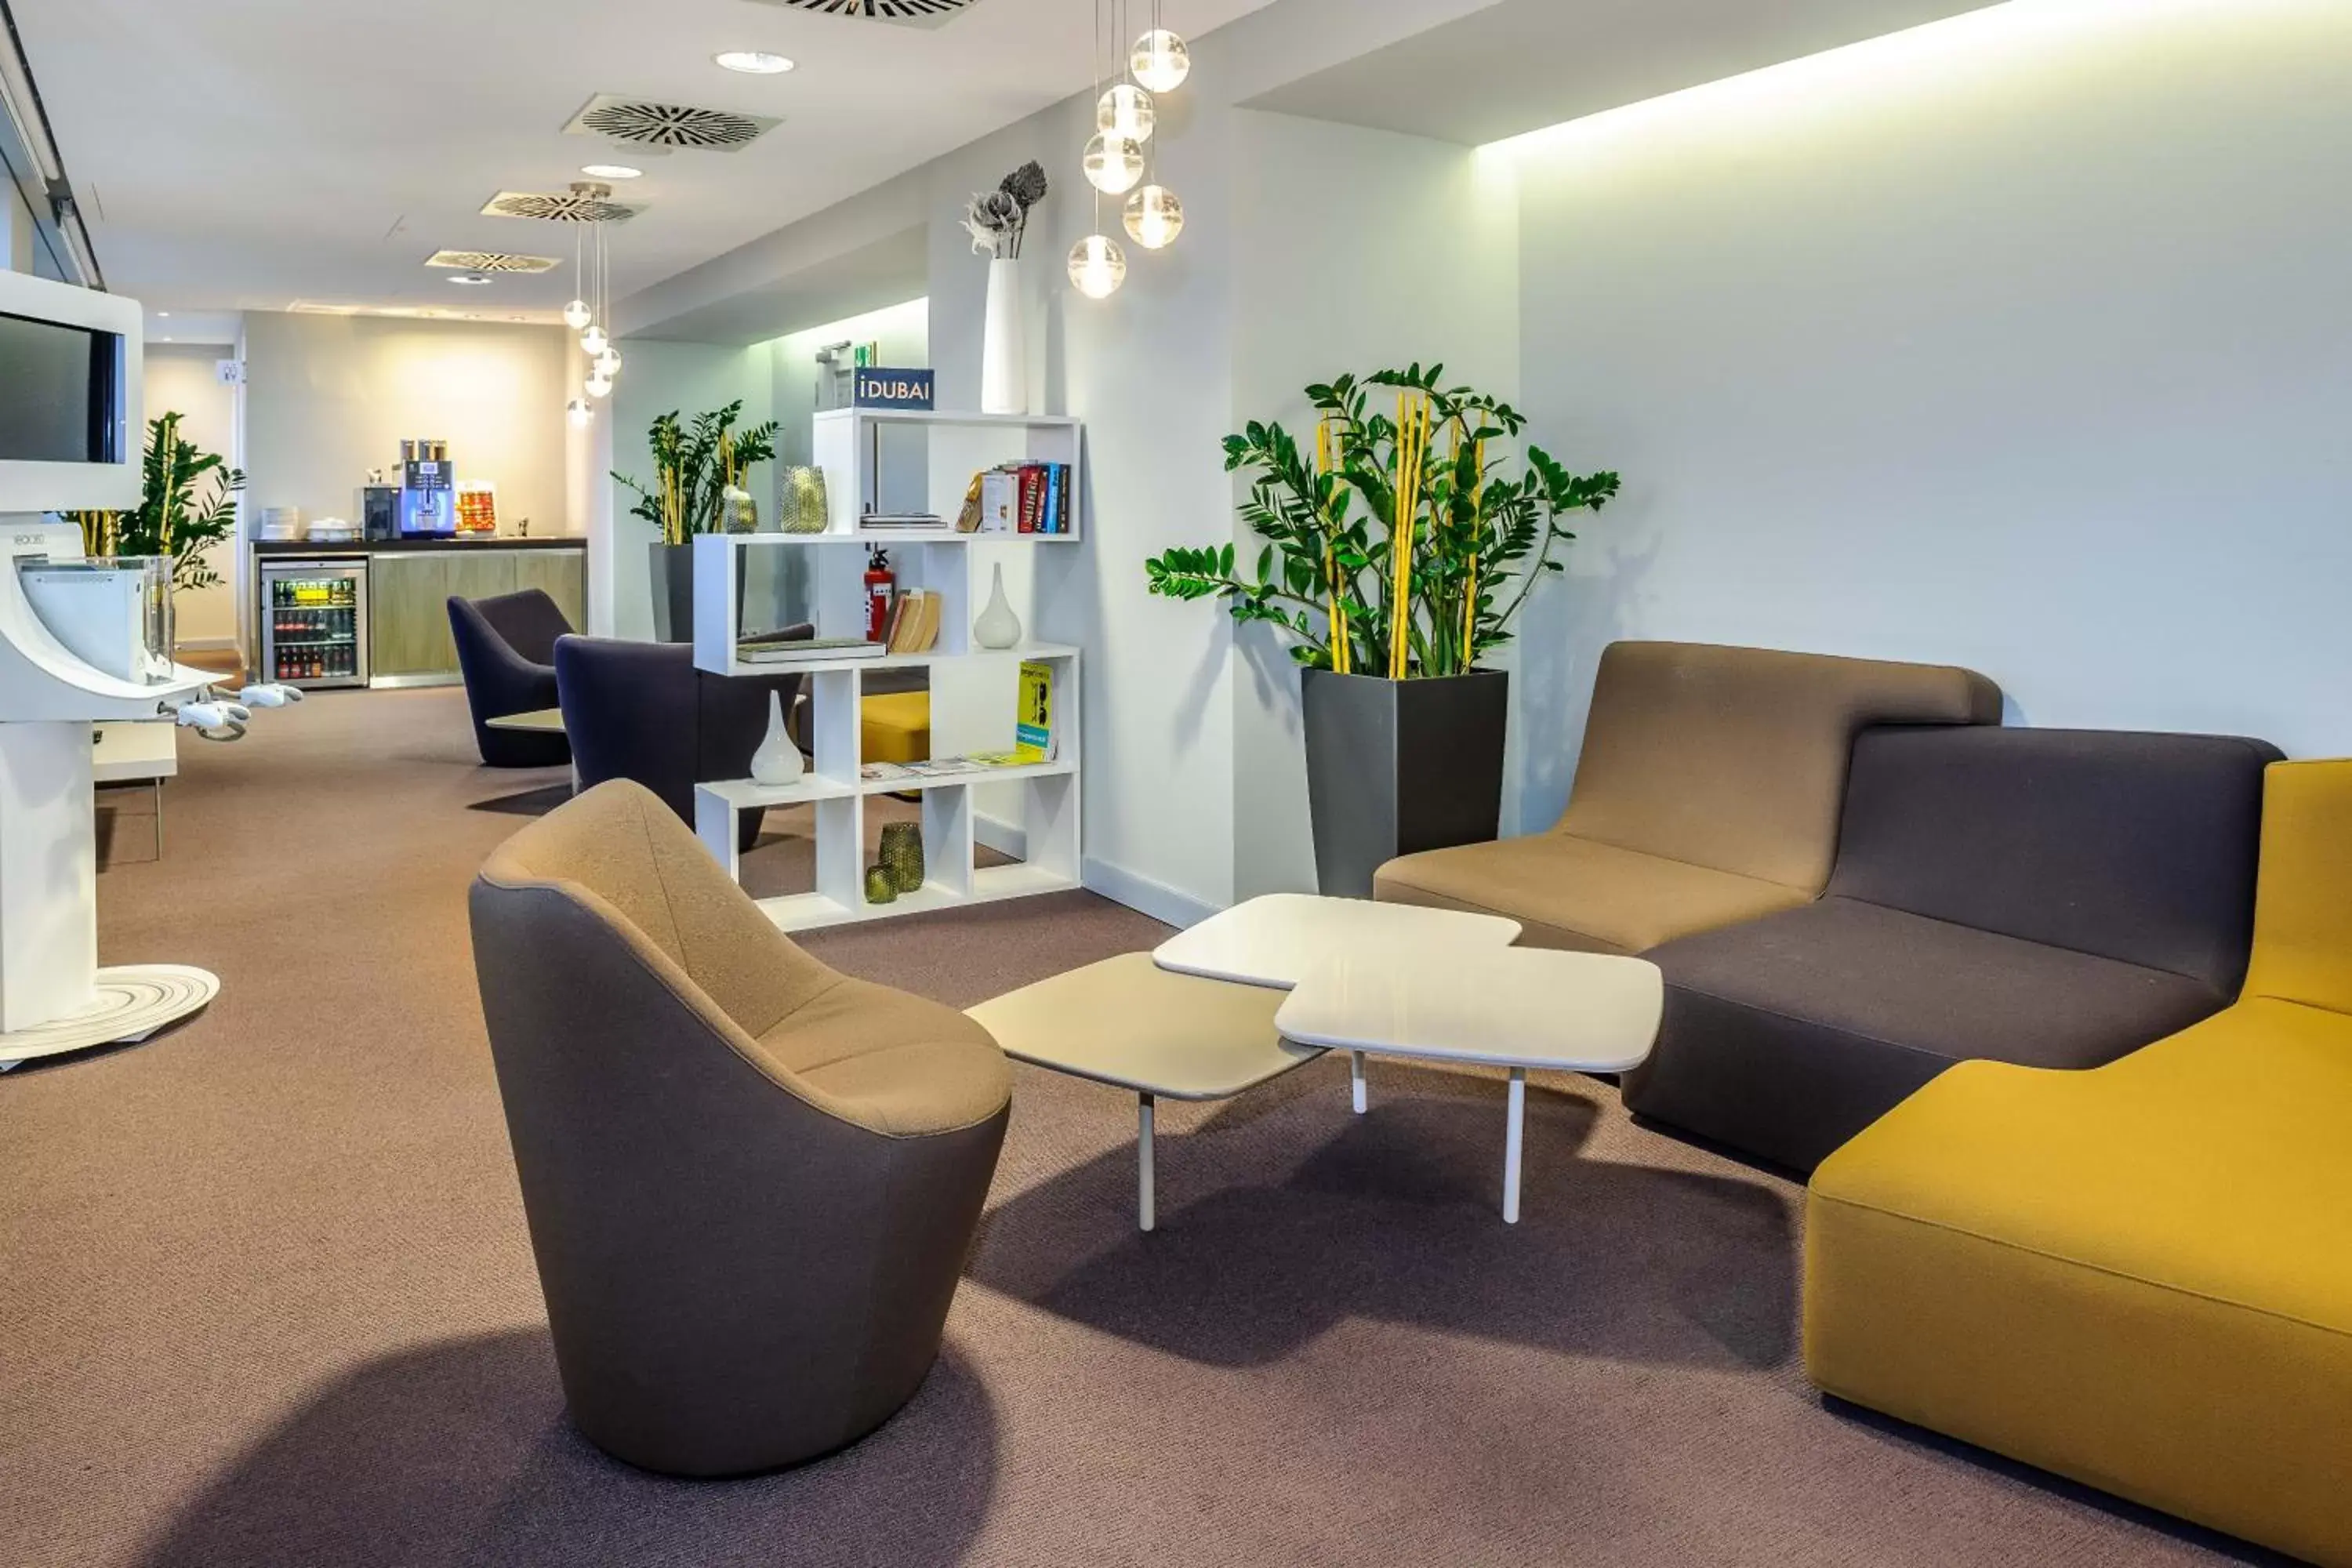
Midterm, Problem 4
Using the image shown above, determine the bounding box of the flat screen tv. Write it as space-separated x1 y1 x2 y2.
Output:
0 272 142 514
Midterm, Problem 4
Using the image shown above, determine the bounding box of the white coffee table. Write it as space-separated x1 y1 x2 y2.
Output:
1154 893 1523 1112
968 953 1325 1232
1275 948 1663 1223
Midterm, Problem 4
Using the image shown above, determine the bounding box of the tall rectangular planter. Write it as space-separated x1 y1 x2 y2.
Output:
1301 668 1509 899
648 542 695 644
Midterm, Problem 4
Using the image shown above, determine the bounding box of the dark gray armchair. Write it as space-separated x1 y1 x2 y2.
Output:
449 589 573 768
553 633 808 854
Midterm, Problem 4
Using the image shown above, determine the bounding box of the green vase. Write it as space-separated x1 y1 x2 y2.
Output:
878 822 925 893
864 864 898 905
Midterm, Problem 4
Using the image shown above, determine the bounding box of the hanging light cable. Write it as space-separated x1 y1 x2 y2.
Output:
1072 0 1128 296
1123 0 1182 251
563 216 590 331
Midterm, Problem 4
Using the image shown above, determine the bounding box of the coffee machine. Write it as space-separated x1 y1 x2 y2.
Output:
397 439 455 538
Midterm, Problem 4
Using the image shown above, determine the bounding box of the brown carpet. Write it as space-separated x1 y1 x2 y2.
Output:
0 689 2286 1568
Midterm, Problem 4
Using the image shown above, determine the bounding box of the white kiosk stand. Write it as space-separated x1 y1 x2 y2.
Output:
0 272 295 1067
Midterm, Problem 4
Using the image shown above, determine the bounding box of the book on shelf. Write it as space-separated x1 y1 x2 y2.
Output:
883 589 943 654
859 513 946 532
736 636 886 664
967 461 1074 535
1016 659 1058 761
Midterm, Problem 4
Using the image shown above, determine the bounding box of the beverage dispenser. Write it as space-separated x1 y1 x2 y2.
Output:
397 438 455 538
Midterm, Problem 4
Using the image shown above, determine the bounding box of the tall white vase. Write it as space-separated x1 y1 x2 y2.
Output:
750 690 804 786
971 561 1024 650
981 256 1027 416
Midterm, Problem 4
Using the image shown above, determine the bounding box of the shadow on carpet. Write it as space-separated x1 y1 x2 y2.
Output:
136 1329 999 1568
971 1073 1794 1372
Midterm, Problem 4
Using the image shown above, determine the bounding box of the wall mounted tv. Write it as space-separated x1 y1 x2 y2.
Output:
0 310 121 465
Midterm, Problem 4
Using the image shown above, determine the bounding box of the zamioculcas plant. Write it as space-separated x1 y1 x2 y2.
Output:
614 400 781 544
1144 365 1617 677
68 413 246 590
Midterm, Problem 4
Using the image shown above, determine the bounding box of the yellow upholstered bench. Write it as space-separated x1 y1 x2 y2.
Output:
1806 759 2352 1568
860 691 930 764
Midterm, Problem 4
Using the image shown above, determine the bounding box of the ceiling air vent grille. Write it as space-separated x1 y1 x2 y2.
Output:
425 249 559 273
481 191 643 223
561 95 780 152
745 0 982 24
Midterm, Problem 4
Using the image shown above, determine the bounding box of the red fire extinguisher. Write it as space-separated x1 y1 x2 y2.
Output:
865 549 895 642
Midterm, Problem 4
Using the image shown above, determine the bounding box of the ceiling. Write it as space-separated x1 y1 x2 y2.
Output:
15 0 1272 324
1244 0 2003 147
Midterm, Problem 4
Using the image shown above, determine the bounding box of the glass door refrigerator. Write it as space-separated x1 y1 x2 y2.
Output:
260 561 368 689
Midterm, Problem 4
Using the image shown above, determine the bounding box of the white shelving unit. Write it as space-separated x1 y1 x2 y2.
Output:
691 408 1084 935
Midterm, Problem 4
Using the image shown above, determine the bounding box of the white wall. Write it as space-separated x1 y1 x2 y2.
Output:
601 340 772 641
1228 112 1522 896
764 297 929 469
141 344 240 648
1502 0 2352 830
241 312 575 539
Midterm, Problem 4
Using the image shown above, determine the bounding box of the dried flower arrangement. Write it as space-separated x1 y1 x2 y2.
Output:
964 161 1051 259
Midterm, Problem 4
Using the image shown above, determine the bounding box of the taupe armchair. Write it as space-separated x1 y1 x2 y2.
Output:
468 780 1011 1477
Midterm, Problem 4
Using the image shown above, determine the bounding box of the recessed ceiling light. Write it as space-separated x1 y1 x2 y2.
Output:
450 273 493 286
159 336 173 342
714 50 794 74
581 163 643 180
155 310 171 318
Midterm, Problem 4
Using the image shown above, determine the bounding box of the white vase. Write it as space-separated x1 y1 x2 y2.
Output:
971 562 1024 650
981 256 1027 416
750 690 804 786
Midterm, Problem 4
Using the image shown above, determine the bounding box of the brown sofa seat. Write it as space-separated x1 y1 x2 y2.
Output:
1371 831 1807 953
469 780 1009 1476
1376 641 2001 953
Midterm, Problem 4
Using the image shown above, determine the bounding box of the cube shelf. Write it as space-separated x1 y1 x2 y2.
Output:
690 409 1085 931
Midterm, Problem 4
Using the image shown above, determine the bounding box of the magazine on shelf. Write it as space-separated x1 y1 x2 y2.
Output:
735 637 886 664
1016 659 1058 761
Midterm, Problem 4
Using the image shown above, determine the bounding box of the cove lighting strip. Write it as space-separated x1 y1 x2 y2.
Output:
1477 0 2339 161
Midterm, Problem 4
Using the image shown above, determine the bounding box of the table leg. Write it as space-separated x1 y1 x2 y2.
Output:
152 779 164 858
1138 1092 1156 1233
1351 1051 1368 1115
1502 1069 1526 1225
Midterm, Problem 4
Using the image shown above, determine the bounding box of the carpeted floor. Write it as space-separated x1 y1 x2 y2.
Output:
0 688 2286 1568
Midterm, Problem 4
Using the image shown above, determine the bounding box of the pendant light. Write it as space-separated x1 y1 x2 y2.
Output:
1082 132 1145 195
567 398 593 427
1131 0 1189 95
1068 234 1128 299
1123 184 1183 249
1097 82 1155 144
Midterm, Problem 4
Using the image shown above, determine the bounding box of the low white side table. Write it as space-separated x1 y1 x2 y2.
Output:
1153 892 1522 1112
967 953 1324 1232
92 721 177 858
1275 948 1663 1223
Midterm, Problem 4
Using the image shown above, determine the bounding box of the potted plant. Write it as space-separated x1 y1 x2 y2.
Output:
614 400 779 641
71 412 245 588
1144 364 1618 895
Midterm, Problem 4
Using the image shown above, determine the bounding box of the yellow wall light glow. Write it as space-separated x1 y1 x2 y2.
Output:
1476 0 2337 162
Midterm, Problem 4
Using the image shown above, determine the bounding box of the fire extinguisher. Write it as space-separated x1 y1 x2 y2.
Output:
865 549 895 642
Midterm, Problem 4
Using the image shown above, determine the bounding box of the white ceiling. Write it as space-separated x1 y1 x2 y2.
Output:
16 0 1273 322
1245 0 2002 147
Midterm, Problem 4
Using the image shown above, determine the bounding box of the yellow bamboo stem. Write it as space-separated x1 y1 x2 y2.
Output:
1462 437 1484 667
1390 395 1426 681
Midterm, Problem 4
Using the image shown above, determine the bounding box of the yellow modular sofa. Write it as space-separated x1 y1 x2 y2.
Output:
1806 758 2352 1568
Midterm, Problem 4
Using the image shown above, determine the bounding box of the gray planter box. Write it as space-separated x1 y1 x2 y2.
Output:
1301 667 1509 898
648 541 695 644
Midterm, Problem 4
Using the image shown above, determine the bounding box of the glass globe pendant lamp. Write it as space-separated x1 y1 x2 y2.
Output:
1131 29 1190 93
1082 132 1145 195
566 398 593 428
593 346 622 379
1097 83 1155 144
586 371 614 399
1123 184 1184 250
1068 234 1128 299
562 299 592 332
580 325 610 358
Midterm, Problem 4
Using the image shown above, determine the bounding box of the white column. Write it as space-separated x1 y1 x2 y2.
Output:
1138 1092 1157 1233
0 720 99 1033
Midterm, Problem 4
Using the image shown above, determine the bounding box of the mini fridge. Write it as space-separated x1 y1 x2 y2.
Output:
260 560 369 689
